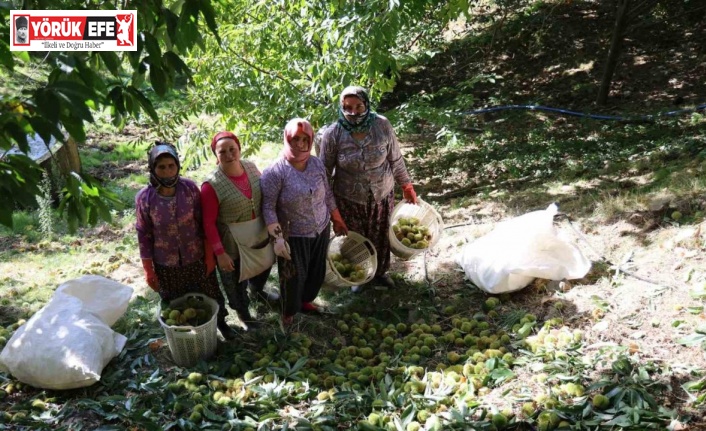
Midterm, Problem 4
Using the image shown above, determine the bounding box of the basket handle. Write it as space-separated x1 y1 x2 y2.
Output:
361 236 377 259
171 326 197 333
181 293 207 303
160 317 198 332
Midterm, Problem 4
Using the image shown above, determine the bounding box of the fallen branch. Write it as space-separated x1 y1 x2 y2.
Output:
437 174 536 200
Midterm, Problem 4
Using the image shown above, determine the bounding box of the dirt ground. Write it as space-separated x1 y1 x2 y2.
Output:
13 0 705 424
384 192 706 420
378 1 706 408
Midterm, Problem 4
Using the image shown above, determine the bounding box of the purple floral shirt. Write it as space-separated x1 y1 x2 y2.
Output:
317 114 411 205
261 156 336 237
135 178 204 267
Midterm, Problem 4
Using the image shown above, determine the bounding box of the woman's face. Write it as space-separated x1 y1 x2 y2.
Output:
215 138 240 165
154 155 178 179
289 130 311 153
342 95 367 118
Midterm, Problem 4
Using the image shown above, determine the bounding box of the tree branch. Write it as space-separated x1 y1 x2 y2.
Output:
223 48 329 107
279 5 324 57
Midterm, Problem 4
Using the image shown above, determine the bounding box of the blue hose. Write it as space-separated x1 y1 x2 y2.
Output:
460 103 706 122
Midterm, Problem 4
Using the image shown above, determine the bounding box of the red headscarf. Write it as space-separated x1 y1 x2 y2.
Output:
210 131 241 156
283 118 313 164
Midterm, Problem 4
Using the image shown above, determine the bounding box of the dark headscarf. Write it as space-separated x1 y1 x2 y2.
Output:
148 141 180 189
337 86 378 133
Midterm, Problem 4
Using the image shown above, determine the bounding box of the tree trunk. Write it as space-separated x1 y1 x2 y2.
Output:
38 137 82 204
596 0 630 105
38 137 82 176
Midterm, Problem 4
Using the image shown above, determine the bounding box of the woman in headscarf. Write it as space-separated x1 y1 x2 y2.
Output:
317 86 418 292
135 142 237 340
261 118 348 326
201 132 277 331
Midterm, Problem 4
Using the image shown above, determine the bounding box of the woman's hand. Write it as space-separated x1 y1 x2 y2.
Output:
274 238 292 260
401 183 418 204
268 222 292 260
141 259 159 292
331 208 348 236
217 253 235 272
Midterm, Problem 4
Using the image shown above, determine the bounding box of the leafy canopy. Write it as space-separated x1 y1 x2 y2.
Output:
148 0 471 162
0 0 220 230
0 0 474 229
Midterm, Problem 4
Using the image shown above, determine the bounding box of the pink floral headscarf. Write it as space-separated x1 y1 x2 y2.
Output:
283 118 313 164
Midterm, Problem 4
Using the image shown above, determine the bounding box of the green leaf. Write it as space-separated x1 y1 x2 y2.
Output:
27 116 61 148
50 80 96 101
61 116 87 143
162 51 193 81
290 356 309 374
489 368 514 385
76 60 107 93
163 9 180 45
0 205 12 228
143 32 162 63
3 122 30 153
611 357 633 376
108 86 126 115
400 404 415 426
126 86 159 123
689 286 706 299
125 90 135 116
149 62 168 97
131 68 146 88
197 0 221 45
13 50 30 63
202 406 226 422
677 333 706 347
176 0 200 51
54 89 94 124
34 88 61 125
99 51 122 76
605 414 633 427
127 32 144 69
0 39 14 70
688 306 704 315
485 357 497 370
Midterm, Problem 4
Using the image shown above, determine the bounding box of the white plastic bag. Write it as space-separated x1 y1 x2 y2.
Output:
55 275 132 326
456 204 591 294
0 276 133 390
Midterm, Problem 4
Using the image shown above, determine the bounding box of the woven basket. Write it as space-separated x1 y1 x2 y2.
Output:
389 198 444 260
157 293 219 367
323 231 377 288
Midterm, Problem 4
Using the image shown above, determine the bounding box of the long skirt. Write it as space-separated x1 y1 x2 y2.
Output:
336 189 394 277
218 262 272 312
154 259 227 319
279 225 330 317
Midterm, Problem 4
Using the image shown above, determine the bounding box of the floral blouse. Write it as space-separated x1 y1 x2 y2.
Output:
317 114 411 205
261 156 336 237
135 178 204 267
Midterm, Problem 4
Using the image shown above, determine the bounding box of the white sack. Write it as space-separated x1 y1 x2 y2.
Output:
456 204 591 294
0 276 132 390
55 275 132 326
